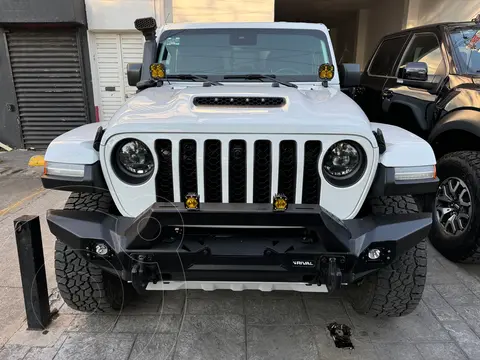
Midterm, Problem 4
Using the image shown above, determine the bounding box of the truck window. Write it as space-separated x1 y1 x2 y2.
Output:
397 33 445 80
157 28 332 82
449 26 480 75
368 36 408 77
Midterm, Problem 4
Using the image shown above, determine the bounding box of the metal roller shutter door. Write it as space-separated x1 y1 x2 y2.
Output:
7 29 89 149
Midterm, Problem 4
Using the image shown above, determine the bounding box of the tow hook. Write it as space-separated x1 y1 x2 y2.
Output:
131 257 149 294
326 258 343 292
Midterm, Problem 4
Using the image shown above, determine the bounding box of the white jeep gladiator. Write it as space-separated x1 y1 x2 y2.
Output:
43 18 438 317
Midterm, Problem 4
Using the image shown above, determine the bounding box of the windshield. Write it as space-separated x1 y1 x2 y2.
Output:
449 26 480 75
157 28 332 82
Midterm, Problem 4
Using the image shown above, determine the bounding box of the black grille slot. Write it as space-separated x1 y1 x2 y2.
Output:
253 140 272 203
204 140 222 202
193 97 285 107
229 140 247 203
154 140 174 202
302 141 322 204
179 139 197 197
278 140 297 202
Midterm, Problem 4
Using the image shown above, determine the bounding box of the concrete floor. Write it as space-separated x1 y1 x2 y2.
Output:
1 151 480 360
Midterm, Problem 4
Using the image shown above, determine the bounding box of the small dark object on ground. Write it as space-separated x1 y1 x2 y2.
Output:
327 322 354 349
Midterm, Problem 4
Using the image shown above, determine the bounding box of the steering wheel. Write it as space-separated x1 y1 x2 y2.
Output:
273 68 303 76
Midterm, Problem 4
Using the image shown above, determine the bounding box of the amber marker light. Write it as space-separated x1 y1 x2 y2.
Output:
150 63 166 79
273 194 288 211
319 63 335 81
185 193 200 210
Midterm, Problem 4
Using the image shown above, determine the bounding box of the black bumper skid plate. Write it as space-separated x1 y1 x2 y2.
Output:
46 203 432 283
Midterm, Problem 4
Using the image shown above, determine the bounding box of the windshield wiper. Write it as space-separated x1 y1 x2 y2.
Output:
166 74 223 86
224 74 298 89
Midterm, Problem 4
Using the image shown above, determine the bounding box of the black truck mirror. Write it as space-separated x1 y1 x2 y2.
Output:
127 63 142 87
339 63 361 88
403 62 428 82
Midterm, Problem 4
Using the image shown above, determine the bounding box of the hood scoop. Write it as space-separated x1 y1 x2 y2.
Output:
193 96 286 107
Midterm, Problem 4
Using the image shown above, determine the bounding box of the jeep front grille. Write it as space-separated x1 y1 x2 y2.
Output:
154 139 322 204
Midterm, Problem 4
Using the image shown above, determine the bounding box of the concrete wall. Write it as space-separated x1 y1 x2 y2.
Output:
367 0 408 59
355 9 369 69
407 0 480 28
172 0 275 23
0 0 87 25
85 0 166 30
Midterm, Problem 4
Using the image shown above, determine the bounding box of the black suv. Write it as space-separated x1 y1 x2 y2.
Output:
356 18 480 263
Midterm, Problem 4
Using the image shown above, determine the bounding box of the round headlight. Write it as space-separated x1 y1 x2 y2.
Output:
114 139 154 184
322 141 365 187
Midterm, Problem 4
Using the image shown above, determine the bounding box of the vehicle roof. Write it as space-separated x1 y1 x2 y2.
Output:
382 21 477 38
160 21 329 32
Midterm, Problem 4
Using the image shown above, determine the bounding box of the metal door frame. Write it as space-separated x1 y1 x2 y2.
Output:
0 28 23 148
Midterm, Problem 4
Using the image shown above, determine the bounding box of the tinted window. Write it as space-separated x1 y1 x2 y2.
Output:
398 33 445 79
157 28 332 82
449 26 480 75
369 36 408 76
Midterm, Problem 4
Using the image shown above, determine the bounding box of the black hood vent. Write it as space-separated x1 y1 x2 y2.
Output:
193 96 286 107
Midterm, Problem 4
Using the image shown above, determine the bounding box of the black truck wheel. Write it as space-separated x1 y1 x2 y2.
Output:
429 151 480 263
348 196 427 317
55 192 133 312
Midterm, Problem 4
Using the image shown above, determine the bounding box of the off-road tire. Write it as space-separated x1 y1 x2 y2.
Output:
55 192 133 312
429 151 480 263
349 195 427 317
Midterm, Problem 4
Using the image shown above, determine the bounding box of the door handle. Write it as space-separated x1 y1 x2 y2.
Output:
382 90 393 99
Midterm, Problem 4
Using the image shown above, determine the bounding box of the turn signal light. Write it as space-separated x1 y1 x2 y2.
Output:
319 63 335 80
273 194 288 211
185 193 200 210
150 63 166 79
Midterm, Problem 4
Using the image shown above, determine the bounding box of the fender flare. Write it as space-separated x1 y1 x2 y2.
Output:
428 109 480 144
383 97 428 131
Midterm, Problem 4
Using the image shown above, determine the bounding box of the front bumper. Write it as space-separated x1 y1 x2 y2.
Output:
47 203 431 291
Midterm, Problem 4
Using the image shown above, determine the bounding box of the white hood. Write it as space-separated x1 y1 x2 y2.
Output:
102 85 376 146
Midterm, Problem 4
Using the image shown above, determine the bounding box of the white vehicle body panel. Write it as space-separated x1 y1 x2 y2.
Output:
372 123 436 167
102 133 378 219
102 86 373 141
44 122 106 165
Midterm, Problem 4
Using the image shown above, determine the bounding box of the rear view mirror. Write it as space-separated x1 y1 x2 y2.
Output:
127 63 142 86
339 63 361 88
403 62 428 81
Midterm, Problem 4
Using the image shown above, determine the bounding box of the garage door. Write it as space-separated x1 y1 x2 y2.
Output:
93 33 143 122
7 29 89 150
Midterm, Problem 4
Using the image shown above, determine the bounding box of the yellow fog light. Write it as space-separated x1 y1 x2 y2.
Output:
185 193 200 210
273 194 288 211
319 63 335 81
150 63 166 79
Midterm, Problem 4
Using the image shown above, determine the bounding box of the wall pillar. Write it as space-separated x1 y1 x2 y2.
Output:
355 9 369 69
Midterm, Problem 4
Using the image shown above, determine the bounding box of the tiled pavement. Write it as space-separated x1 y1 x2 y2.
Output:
1 243 480 359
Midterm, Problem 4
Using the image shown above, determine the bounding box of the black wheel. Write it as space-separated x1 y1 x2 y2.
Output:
55 192 134 312
430 151 480 263
348 196 427 317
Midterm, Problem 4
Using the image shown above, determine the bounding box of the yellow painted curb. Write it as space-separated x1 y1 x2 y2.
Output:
28 155 45 167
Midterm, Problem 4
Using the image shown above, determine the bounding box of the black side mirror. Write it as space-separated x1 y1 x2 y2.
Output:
403 62 428 81
339 63 361 88
127 63 142 87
